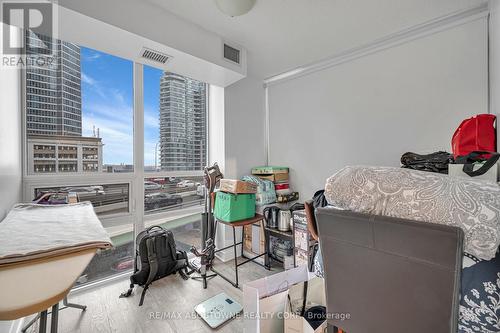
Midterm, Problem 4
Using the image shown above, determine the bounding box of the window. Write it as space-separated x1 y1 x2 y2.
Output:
23 33 210 287
142 65 207 253
25 31 134 174
143 176 204 215
143 65 207 172
24 32 135 285
34 184 129 216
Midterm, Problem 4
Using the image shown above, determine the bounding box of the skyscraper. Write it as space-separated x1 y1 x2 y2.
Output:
159 72 207 171
25 32 102 174
25 31 82 136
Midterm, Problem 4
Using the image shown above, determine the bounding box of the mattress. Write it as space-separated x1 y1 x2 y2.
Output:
324 166 500 260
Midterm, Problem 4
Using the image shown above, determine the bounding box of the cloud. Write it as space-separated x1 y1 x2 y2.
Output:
81 72 134 164
82 51 101 62
82 114 133 165
144 111 159 129
81 72 95 86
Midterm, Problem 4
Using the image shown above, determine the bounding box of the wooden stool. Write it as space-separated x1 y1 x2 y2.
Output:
212 214 270 288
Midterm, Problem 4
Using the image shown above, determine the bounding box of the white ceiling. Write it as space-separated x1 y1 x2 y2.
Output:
146 0 486 79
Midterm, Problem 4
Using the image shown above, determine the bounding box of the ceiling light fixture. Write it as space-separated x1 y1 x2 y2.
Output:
214 0 256 17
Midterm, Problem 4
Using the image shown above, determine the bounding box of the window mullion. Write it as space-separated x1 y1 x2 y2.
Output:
133 62 145 233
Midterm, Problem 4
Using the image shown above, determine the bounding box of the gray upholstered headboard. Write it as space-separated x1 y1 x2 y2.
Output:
316 207 463 333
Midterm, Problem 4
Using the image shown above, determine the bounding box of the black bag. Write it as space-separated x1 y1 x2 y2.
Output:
454 151 500 177
312 190 328 209
120 226 190 306
401 151 453 174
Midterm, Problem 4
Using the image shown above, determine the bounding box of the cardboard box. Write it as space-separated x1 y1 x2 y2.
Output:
295 228 310 252
293 210 307 228
243 223 266 265
284 277 327 333
284 255 295 270
243 224 253 254
220 179 257 194
252 166 289 175
256 173 289 183
243 265 310 333
295 248 309 268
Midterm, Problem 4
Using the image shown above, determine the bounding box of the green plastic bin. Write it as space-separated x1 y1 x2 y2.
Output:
214 192 256 222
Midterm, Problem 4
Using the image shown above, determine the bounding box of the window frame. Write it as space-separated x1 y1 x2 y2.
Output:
21 41 210 227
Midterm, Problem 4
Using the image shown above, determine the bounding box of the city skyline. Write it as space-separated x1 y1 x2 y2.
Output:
26 35 206 169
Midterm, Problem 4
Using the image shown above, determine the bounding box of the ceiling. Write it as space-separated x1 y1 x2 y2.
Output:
147 0 486 79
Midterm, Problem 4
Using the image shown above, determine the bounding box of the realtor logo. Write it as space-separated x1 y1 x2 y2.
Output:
2 1 54 55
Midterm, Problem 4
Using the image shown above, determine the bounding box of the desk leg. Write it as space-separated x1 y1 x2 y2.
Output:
63 297 86 311
39 310 47 333
50 303 59 333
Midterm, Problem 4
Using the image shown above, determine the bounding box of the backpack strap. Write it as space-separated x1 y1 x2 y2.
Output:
459 152 500 177
119 248 141 299
119 281 135 298
166 231 177 262
139 237 159 306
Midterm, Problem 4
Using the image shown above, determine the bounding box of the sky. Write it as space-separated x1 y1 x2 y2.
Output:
80 47 163 167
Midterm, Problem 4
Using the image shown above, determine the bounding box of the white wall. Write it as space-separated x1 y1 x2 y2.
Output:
490 0 500 143
267 18 488 198
0 24 23 220
224 75 267 178
58 0 245 79
212 76 266 261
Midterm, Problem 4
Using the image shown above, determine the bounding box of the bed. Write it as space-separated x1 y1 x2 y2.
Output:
316 166 500 333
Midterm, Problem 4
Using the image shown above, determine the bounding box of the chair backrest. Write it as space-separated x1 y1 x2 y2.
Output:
304 200 319 241
316 208 463 333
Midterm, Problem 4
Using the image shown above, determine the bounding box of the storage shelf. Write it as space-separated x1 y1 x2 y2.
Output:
264 226 293 238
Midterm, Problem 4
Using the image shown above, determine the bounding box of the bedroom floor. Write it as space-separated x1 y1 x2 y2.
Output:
25 258 280 333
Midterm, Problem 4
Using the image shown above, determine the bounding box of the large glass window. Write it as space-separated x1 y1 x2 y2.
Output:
34 184 129 216
31 184 133 285
24 32 135 286
142 65 207 255
143 176 204 214
25 32 134 174
23 33 210 287
143 65 207 172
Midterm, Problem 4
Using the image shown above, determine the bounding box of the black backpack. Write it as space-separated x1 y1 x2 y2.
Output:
120 226 190 306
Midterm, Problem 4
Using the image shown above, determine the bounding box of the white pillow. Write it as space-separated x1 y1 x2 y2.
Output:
325 166 500 261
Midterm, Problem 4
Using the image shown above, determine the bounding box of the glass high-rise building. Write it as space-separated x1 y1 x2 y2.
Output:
159 72 207 171
25 31 82 136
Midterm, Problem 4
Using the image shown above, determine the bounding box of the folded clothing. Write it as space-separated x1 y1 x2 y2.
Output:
0 202 112 266
324 166 500 261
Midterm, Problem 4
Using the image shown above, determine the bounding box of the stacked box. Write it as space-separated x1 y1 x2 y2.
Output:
293 210 313 268
214 192 256 222
242 223 266 265
241 175 277 206
251 166 289 175
295 249 309 268
255 173 289 182
219 179 257 194
252 166 297 200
